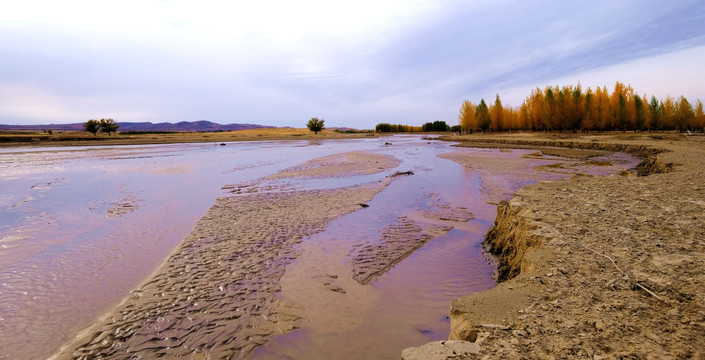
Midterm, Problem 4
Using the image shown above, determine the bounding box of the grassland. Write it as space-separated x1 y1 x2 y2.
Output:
0 128 379 147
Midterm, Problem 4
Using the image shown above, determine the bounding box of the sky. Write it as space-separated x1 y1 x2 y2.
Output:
1 0 704 129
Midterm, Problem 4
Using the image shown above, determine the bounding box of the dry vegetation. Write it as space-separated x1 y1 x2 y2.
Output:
0 128 378 147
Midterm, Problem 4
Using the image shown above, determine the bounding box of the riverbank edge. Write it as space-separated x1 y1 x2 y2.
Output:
451 137 672 335
402 133 694 359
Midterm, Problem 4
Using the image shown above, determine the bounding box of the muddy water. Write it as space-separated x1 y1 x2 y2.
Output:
0 140 382 360
0 138 639 359
251 141 641 359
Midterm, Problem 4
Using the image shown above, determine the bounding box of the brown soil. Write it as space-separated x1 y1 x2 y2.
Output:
54 152 399 359
410 133 705 359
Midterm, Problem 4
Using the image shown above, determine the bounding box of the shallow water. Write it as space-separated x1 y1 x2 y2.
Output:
0 137 639 359
251 138 642 359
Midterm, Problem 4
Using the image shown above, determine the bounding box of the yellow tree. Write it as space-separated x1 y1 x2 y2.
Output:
526 88 544 130
675 96 695 131
696 100 704 117
458 100 477 133
519 103 530 130
596 86 611 130
503 105 519 130
662 97 676 129
694 100 705 130
491 94 504 131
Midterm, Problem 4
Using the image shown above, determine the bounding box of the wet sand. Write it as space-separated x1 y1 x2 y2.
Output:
54 152 399 359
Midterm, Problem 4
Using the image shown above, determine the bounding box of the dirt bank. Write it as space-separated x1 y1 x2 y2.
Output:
406 133 705 359
54 152 399 359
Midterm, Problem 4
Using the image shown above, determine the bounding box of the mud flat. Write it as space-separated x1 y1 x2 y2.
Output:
404 133 705 359
54 152 399 359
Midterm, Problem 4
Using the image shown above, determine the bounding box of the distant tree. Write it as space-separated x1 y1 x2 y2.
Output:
450 125 462 133
306 117 325 134
84 119 101 136
476 99 491 132
421 121 450 132
433 121 450 131
99 118 120 135
376 123 392 132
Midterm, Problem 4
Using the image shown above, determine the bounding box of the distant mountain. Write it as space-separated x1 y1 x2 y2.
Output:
118 121 272 132
0 121 272 132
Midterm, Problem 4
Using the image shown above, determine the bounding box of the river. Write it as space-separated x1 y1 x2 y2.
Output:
0 136 639 359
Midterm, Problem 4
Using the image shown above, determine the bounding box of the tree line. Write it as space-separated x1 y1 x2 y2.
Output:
459 82 705 133
375 123 422 132
376 121 462 133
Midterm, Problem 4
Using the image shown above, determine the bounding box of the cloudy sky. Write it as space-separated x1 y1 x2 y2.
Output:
1 0 704 128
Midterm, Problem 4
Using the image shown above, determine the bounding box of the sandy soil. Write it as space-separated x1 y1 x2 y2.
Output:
405 133 705 359
267 151 401 179
54 152 399 359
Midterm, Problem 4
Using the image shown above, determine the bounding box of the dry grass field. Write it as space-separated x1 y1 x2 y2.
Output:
0 128 378 147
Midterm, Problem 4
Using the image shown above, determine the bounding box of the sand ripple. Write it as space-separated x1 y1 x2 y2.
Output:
351 194 474 285
57 181 391 359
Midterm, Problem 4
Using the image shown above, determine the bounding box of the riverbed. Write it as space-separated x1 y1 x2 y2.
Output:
0 136 639 359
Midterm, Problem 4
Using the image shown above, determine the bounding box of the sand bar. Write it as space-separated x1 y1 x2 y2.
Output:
55 152 399 359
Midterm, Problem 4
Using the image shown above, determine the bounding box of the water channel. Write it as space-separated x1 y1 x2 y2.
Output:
0 136 639 359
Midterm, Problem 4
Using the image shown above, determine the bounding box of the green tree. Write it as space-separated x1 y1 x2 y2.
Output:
648 96 661 130
99 118 120 135
84 119 100 136
617 94 628 131
634 95 645 131
476 99 491 132
306 117 325 134
376 123 392 132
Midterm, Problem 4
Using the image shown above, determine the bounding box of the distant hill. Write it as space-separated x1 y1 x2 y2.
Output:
0 121 272 132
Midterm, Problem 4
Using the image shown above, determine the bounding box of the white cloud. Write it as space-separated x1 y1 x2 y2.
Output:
495 45 705 106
